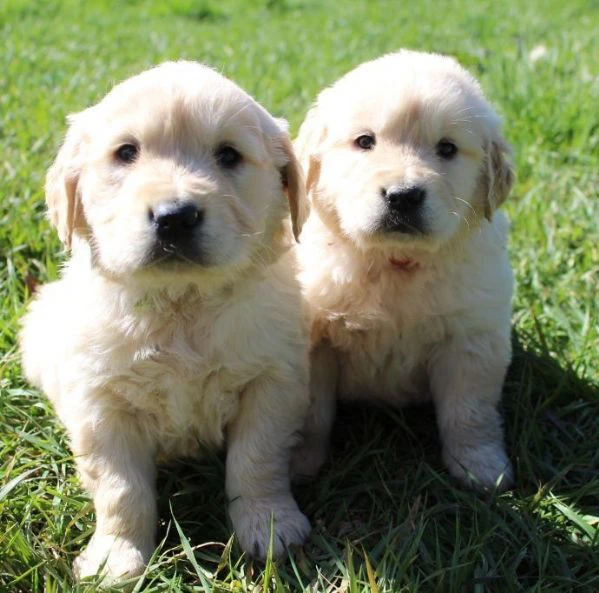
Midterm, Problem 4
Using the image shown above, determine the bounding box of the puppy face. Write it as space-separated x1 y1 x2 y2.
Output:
47 61 307 285
297 50 513 252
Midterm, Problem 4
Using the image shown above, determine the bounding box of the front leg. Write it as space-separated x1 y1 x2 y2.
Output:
226 372 311 559
429 332 513 490
70 410 157 584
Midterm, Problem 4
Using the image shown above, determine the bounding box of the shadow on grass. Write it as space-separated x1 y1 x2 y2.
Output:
175 5 228 23
153 330 598 591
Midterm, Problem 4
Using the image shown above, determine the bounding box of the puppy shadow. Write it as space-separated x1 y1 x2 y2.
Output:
155 449 229 559
287 329 599 589
154 330 598 588
168 2 229 23
504 331 598 497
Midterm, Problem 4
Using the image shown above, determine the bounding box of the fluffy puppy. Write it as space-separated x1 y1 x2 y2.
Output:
20 61 311 584
292 50 515 490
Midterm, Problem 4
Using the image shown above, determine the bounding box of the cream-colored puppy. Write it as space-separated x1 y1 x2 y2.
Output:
20 61 311 584
292 50 514 490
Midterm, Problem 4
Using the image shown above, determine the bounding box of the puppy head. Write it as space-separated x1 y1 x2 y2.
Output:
46 61 307 286
296 50 513 252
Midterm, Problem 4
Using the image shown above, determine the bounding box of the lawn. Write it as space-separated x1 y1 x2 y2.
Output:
1 0 598 591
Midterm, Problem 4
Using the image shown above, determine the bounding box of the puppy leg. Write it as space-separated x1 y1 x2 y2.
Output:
430 333 513 490
71 412 156 584
290 341 338 481
227 375 311 560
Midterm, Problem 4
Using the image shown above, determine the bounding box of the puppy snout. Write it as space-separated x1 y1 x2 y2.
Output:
150 201 203 241
379 185 427 235
384 186 426 211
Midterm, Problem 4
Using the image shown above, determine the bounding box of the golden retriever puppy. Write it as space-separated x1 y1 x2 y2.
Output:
20 61 311 584
292 50 514 490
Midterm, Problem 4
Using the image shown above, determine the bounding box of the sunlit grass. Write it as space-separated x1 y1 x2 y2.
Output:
1 1 597 591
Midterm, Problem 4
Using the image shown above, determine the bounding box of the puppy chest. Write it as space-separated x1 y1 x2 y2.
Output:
331 320 442 404
109 348 247 455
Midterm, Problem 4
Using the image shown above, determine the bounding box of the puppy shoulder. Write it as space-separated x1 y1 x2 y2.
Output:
19 278 94 406
19 251 132 392
205 258 307 371
298 217 364 309
467 213 512 278
20 280 65 395
257 256 307 345
442 216 513 334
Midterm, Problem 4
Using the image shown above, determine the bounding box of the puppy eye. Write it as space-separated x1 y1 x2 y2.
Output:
354 134 376 150
115 143 139 164
437 140 458 160
215 145 243 169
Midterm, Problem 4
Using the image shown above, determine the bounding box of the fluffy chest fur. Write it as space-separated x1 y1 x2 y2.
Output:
298 213 513 404
96 313 262 457
21 253 305 459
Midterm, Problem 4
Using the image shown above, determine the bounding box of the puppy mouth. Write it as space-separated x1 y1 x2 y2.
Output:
144 241 208 269
377 213 427 236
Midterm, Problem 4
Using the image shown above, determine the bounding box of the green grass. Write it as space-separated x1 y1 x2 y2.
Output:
1 0 598 591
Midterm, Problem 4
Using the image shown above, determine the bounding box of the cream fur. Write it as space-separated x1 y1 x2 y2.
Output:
292 50 515 490
20 61 311 585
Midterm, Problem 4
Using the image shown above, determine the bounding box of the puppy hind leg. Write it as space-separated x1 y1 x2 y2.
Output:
71 411 157 585
290 341 338 481
430 333 513 491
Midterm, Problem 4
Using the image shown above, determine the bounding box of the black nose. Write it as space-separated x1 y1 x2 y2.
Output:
384 186 426 210
150 201 202 241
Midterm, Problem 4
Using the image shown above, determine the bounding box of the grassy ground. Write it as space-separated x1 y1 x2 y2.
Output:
1 0 598 591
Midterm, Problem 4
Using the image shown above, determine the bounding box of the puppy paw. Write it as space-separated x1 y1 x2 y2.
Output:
229 496 311 560
443 442 513 491
73 534 150 585
290 439 328 483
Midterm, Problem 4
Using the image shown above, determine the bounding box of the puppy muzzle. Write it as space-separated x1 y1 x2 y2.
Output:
378 185 427 235
146 200 206 266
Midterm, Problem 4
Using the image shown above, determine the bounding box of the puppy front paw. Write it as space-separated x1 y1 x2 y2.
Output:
73 534 150 585
443 442 513 491
229 496 311 560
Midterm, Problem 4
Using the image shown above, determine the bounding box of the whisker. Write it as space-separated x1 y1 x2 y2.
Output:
239 231 265 237
450 210 471 231
453 196 477 216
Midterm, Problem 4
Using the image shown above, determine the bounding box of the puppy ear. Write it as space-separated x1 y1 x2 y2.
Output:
294 104 327 199
482 137 514 220
279 134 310 242
46 113 88 248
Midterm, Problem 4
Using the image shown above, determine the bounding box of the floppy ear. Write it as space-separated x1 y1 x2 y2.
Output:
294 103 327 199
279 134 310 242
481 137 514 220
45 113 88 248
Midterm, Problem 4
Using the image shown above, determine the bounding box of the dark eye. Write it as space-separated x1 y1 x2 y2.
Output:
115 143 139 164
437 140 458 160
215 145 242 169
355 134 376 150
